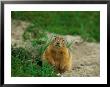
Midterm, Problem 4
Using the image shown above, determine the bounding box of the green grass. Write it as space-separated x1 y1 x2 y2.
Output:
11 46 58 77
11 11 100 42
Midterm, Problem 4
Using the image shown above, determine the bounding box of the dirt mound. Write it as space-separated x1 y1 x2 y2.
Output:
62 41 100 77
11 20 30 48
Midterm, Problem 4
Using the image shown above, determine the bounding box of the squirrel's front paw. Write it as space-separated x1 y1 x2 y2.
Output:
57 73 62 76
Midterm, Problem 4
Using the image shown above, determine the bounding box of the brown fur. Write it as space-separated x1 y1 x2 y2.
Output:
42 36 72 73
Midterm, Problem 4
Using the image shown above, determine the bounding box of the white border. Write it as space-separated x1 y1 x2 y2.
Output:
4 4 107 84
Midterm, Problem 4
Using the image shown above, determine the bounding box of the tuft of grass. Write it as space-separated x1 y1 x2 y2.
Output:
22 23 54 57
66 40 74 48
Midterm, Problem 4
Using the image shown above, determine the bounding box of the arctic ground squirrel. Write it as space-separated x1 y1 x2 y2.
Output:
42 36 72 73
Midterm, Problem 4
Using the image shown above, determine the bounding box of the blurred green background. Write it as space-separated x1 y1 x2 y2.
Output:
11 11 100 42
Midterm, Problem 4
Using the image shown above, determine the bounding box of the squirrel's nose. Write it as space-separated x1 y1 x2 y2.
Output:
57 43 59 45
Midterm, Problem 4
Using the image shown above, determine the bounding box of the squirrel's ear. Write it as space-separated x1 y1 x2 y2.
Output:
54 36 57 40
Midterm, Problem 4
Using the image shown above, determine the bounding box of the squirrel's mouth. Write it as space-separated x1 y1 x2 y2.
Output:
55 44 61 48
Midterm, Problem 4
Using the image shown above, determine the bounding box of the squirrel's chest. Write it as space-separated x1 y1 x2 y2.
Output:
51 49 65 59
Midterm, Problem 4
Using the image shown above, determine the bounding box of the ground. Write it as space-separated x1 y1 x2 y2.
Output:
11 20 100 77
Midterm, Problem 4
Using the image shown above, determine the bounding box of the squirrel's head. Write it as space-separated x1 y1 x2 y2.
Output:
51 36 66 48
